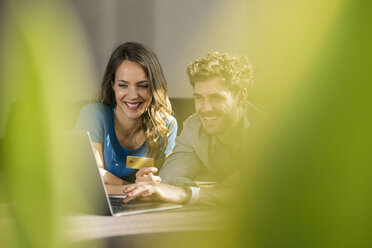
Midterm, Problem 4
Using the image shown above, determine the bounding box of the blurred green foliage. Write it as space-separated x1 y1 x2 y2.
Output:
0 0 370 248
236 1 372 248
0 0 95 247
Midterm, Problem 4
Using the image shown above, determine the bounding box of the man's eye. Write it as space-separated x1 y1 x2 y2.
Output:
211 96 225 101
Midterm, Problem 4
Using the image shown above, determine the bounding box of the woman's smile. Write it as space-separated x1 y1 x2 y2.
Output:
125 101 143 110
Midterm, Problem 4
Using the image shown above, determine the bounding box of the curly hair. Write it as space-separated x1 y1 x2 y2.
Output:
96 42 174 158
186 51 253 95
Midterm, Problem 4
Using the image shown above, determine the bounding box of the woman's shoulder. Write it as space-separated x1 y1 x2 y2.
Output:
164 114 177 124
75 103 112 142
163 114 178 131
76 103 112 128
80 103 110 114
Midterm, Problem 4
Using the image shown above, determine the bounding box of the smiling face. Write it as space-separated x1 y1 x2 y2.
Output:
194 78 244 136
112 60 152 120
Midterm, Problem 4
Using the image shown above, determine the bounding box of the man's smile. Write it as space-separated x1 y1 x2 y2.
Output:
203 116 217 121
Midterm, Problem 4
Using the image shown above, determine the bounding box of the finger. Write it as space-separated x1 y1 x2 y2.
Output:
123 188 140 203
150 175 161 183
123 183 140 193
137 196 153 202
123 196 134 203
144 167 158 174
136 167 158 177
129 186 150 198
136 176 149 183
124 186 150 203
136 170 143 178
124 182 154 193
135 173 161 183
135 173 155 182
124 188 151 203
141 189 153 197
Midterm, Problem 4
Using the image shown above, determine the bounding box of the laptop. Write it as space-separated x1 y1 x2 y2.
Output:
59 130 182 216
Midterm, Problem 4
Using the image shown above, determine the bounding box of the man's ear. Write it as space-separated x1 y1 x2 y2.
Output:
237 88 247 106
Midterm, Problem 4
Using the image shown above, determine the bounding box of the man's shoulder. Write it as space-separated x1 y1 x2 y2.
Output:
180 114 201 143
183 113 200 128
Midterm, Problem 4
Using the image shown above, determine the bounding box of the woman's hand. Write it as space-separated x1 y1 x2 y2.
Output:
99 167 127 185
135 167 161 183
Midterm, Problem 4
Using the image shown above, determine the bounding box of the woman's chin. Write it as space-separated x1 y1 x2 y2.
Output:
124 109 145 120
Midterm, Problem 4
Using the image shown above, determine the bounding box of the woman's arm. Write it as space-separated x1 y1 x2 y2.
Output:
92 142 128 186
134 116 177 183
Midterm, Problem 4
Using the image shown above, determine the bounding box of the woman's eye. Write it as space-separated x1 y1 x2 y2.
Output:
118 84 128 88
138 85 149 88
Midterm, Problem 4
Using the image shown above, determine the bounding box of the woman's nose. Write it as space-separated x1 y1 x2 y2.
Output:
127 86 139 99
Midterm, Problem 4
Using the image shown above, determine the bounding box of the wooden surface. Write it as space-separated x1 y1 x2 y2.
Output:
63 205 228 243
0 202 234 248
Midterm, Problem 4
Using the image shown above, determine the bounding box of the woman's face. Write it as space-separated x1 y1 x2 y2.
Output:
112 60 152 120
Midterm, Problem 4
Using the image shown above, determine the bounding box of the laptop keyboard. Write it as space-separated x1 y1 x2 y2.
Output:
111 202 146 212
109 197 179 214
110 197 153 212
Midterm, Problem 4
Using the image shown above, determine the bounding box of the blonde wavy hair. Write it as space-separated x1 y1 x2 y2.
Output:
187 51 253 96
96 42 174 158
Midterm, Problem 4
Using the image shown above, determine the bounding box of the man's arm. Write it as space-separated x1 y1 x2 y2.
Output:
123 170 243 205
122 181 238 206
123 182 192 204
159 120 203 187
124 116 212 204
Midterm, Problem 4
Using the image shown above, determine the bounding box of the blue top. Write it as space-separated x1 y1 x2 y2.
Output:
75 103 177 182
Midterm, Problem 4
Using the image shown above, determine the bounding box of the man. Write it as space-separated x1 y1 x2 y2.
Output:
123 51 257 204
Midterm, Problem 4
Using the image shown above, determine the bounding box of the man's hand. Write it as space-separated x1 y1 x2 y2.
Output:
123 182 191 204
135 167 161 183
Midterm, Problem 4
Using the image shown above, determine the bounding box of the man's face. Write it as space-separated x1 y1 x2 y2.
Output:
194 78 242 136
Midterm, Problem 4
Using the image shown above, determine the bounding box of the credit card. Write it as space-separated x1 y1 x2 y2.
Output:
126 156 154 169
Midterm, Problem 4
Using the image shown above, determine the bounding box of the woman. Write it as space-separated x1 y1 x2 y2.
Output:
75 42 177 193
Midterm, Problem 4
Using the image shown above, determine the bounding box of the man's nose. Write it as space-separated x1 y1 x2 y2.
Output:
200 100 213 113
